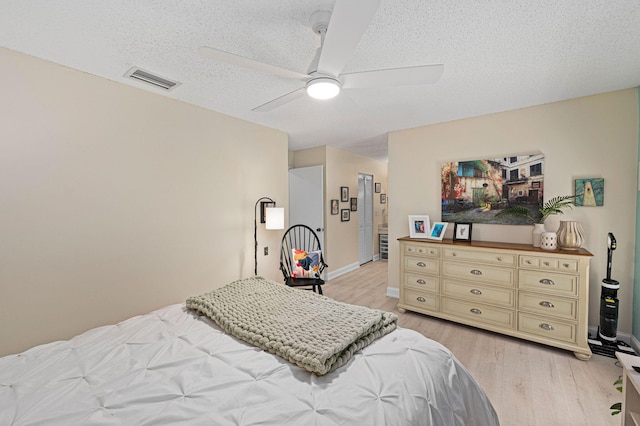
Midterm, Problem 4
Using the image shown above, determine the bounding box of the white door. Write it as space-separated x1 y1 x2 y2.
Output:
289 165 325 248
358 174 373 264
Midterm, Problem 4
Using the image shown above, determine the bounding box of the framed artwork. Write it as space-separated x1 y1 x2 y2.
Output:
341 209 350 222
331 199 339 215
575 178 604 206
375 182 381 193
427 222 448 241
341 186 349 202
260 201 275 223
350 197 357 211
380 193 387 204
409 215 431 238
441 153 545 224
453 222 473 242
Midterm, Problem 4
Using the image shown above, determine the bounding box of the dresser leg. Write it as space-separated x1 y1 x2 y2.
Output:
573 351 592 361
398 307 406 313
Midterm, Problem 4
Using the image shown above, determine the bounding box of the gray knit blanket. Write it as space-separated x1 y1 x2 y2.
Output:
186 276 398 375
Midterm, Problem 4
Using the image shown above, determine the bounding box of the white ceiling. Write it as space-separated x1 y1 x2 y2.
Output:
2 1 640 162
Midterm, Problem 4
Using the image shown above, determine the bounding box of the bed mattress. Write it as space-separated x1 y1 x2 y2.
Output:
0 304 499 425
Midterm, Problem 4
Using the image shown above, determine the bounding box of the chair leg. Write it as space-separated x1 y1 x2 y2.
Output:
317 285 323 295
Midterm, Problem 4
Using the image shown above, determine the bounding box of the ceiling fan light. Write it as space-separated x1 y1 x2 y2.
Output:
306 78 341 100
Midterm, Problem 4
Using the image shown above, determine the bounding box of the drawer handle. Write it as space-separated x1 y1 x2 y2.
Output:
496 256 502 261
470 308 482 315
430 250 436 254
539 278 555 285
452 252 457 256
526 260 533 264
539 323 555 331
416 279 426 285
470 289 482 295
543 261 551 266
539 301 555 308
416 296 426 302
470 269 482 276
563 263 570 268
417 262 427 267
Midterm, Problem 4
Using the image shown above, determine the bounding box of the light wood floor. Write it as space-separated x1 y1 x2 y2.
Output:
323 260 623 426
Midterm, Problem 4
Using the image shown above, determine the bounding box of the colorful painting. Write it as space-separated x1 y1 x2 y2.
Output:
575 178 604 206
441 153 545 224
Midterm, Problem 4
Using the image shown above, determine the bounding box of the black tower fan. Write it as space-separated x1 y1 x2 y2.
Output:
598 233 619 343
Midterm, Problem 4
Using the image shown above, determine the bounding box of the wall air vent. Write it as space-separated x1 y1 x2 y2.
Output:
124 67 180 91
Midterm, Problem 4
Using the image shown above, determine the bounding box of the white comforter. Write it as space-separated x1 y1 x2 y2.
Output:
0 304 499 425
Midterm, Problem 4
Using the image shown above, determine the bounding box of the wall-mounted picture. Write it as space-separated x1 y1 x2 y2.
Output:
380 193 387 204
409 215 430 238
453 222 473 242
575 178 604 206
375 182 381 193
350 197 357 211
427 222 448 241
441 153 545 224
341 186 349 202
331 199 339 215
341 209 350 222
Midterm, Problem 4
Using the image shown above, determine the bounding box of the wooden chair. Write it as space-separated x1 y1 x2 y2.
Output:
279 224 328 294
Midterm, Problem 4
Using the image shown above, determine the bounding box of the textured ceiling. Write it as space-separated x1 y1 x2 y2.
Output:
2 1 640 162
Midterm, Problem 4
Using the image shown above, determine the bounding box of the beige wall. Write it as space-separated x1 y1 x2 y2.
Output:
389 89 638 333
292 145 388 275
0 48 288 356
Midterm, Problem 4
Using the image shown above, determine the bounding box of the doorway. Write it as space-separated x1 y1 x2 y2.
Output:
358 173 373 265
288 165 325 255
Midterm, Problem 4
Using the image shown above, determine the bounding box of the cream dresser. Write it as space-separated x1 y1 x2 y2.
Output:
397 237 593 360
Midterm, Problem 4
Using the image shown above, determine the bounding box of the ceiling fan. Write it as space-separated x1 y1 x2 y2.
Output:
198 0 443 112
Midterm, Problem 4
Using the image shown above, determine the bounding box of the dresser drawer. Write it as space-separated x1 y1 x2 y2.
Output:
442 261 514 286
518 270 579 297
520 255 579 272
443 248 516 266
404 256 439 274
404 273 439 293
518 292 578 320
403 289 439 312
441 297 515 329
442 279 515 308
404 243 440 258
518 313 576 344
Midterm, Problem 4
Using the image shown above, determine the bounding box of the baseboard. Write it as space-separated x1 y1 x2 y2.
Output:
326 262 360 280
386 287 399 299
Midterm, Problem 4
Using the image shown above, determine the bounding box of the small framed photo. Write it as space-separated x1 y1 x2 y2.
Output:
427 222 448 241
341 209 350 222
331 199 339 215
380 193 387 204
260 201 275 223
409 215 431 238
341 186 349 202
375 182 381 193
453 222 472 242
350 197 357 211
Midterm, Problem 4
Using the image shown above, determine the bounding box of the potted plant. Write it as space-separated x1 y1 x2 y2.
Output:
495 194 578 247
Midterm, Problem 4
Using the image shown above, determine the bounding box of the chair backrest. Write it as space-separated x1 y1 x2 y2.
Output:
280 224 327 281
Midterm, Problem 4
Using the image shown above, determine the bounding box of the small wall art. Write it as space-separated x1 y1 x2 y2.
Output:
575 178 604 206
331 199 339 215
341 187 349 202
375 182 381 193
380 193 387 204
350 197 357 211
341 209 350 222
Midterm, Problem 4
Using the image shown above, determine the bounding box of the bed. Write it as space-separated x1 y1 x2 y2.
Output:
0 277 499 425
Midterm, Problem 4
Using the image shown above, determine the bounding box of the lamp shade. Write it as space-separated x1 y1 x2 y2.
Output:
265 207 285 230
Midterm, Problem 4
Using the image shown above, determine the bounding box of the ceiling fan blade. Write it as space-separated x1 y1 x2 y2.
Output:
316 0 382 77
341 64 444 89
252 87 307 112
198 46 309 81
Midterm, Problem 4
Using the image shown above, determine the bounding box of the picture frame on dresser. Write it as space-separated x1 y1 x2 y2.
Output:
409 215 430 238
453 222 472 242
427 222 448 240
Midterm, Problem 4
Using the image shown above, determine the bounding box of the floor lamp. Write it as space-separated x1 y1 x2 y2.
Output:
254 197 285 275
